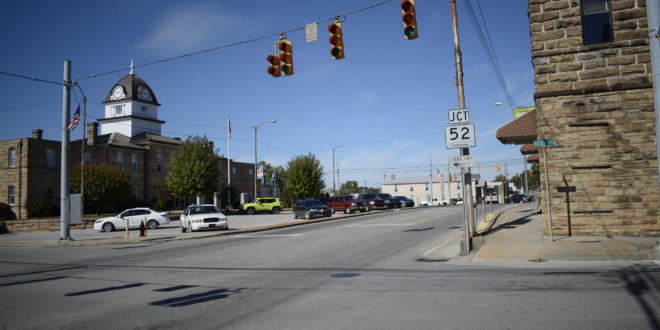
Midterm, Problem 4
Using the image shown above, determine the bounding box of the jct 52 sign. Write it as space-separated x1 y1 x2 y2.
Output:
444 123 476 148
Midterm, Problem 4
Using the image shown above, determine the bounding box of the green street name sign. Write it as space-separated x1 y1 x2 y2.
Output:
533 139 556 147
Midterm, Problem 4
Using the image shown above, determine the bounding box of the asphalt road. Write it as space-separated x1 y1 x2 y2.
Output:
0 206 658 329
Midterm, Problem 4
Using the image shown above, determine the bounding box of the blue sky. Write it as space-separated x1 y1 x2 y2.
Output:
0 0 535 188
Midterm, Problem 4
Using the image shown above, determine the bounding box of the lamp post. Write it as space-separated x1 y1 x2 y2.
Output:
332 145 347 196
253 120 277 199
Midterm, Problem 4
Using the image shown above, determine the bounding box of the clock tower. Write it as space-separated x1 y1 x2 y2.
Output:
100 61 164 137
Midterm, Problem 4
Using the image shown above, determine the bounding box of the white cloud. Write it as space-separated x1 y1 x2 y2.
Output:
355 92 374 108
136 4 245 55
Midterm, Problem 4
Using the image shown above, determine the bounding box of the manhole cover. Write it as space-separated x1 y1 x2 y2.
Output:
330 273 361 278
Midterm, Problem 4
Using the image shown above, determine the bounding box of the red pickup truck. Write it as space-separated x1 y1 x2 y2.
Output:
326 195 368 214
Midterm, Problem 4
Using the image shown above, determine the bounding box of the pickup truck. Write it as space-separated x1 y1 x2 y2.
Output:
326 195 368 214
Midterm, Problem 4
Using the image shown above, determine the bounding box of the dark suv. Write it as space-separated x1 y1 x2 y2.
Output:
357 193 387 211
377 193 402 209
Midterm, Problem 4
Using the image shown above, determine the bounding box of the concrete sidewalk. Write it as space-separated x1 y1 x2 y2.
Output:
471 203 659 262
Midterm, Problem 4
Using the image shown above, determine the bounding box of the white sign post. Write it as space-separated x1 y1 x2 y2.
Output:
444 123 476 148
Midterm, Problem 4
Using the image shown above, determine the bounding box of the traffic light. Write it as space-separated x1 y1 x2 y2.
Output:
278 40 294 76
476 164 481 172
328 21 345 60
267 54 281 77
495 164 501 172
401 0 418 40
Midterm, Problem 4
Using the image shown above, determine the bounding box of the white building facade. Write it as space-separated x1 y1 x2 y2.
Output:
381 174 480 206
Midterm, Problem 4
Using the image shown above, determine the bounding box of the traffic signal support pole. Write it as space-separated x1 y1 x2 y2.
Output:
450 0 476 254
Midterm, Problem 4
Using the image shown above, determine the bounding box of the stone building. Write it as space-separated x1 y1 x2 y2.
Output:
1 68 256 218
524 0 658 235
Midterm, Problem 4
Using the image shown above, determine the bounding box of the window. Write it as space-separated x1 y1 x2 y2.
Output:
117 152 124 169
156 150 163 173
232 167 237 175
410 186 413 192
425 183 429 191
114 105 123 116
83 152 92 164
8 186 15 205
131 154 137 172
46 187 55 200
141 106 148 114
46 149 56 168
133 187 139 198
394 185 398 192
8 148 16 167
581 0 613 45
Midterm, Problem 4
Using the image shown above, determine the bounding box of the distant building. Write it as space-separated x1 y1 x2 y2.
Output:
381 174 481 205
1 67 255 218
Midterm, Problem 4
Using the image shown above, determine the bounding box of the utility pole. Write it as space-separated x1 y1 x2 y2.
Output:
60 60 72 241
646 0 660 191
523 156 529 195
450 0 476 252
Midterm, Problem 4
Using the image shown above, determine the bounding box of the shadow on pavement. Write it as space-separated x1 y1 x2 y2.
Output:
618 265 660 330
151 288 245 307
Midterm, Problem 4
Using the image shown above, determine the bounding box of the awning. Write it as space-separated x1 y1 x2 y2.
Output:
527 153 540 162
520 143 539 155
496 109 537 145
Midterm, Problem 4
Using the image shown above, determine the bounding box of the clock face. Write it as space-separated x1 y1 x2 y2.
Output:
139 87 152 102
112 86 124 100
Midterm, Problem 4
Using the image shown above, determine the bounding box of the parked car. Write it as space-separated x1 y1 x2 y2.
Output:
180 204 228 232
357 193 387 211
510 194 527 203
327 195 368 214
420 199 449 207
394 196 414 207
94 208 170 232
240 197 281 215
377 193 402 209
293 199 332 219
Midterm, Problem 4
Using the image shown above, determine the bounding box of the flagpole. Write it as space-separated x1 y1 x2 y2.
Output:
227 114 231 210
80 96 86 218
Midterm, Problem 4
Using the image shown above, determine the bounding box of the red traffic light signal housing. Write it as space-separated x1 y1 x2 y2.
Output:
278 41 294 76
401 0 418 40
328 21 345 60
267 37 294 78
267 54 281 77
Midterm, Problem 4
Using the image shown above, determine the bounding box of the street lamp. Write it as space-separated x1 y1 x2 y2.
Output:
253 119 277 199
332 145 347 196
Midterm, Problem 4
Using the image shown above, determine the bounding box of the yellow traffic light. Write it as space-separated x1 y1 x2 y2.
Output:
476 164 481 172
328 21 345 60
401 0 418 40
267 54 281 77
278 41 294 76
495 164 501 172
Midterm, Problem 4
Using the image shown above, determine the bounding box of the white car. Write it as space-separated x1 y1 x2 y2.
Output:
94 208 170 232
180 204 228 232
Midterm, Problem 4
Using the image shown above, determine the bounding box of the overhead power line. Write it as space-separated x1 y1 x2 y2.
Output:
74 0 394 81
463 0 517 108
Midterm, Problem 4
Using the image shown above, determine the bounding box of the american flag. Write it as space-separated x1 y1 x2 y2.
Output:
227 117 232 140
67 106 80 131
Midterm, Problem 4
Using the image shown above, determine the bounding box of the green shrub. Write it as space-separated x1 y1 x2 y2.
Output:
25 196 59 218
0 202 17 220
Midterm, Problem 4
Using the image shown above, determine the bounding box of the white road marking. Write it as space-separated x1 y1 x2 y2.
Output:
235 234 303 238
346 223 415 227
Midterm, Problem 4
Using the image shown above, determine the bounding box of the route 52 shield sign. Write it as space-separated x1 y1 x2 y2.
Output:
444 123 476 148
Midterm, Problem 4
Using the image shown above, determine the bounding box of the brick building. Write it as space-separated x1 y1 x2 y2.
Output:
520 0 659 235
1 69 256 218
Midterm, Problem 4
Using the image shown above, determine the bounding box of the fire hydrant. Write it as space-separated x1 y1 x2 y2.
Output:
139 220 147 237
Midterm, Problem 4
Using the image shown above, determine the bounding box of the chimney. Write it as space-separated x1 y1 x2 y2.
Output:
32 129 43 140
87 122 98 145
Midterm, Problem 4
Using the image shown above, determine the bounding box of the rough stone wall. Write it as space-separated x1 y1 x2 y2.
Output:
529 0 659 235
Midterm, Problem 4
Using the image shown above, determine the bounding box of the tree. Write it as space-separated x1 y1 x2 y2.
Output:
281 153 325 207
166 136 220 200
70 164 132 214
339 180 359 195
259 161 285 188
